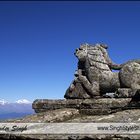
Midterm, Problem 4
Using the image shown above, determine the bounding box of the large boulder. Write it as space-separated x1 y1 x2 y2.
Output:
65 43 140 99
119 62 140 89
32 98 140 115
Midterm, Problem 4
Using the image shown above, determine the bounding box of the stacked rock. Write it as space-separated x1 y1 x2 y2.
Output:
33 43 140 115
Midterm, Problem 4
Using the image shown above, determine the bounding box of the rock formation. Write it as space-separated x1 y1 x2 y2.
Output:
64 43 140 99
31 43 140 139
1 43 140 140
33 96 140 115
33 44 140 115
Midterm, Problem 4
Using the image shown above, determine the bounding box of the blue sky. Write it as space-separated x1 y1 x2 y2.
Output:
0 1 140 102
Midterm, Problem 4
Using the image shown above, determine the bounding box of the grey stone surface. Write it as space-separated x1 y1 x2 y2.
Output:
65 43 140 99
119 62 140 89
0 133 138 140
64 81 90 99
3 134 140 140
114 88 140 98
3 109 140 139
1 43 140 140
32 99 82 113
3 108 80 123
32 98 140 114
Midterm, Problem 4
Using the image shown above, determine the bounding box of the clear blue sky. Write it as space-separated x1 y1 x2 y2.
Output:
0 1 140 102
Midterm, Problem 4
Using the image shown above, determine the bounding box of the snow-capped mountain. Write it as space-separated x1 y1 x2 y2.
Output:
0 99 9 105
0 99 34 120
15 99 31 104
0 99 32 105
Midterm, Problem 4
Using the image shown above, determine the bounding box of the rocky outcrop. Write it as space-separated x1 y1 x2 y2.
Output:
2 43 139 140
65 43 140 99
2 109 140 139
28 43 140 140
32 97 140 115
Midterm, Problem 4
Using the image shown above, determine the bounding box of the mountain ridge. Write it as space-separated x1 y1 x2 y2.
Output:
0 99 34 119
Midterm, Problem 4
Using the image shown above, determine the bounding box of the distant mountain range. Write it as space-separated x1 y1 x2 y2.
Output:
0 99 34 120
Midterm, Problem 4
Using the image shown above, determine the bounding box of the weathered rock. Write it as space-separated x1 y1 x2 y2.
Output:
115 88 140 98
68 109 140 123
65 43 140 99
64 81 90 99
79 108 112 115
0 133 135 140
32 99 82 113
0 133 137 140
5 108 79 123
5 43 139 140
119 62 140 89
2 109 140 139
32 98 140 115
65 44 121 98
